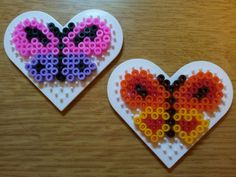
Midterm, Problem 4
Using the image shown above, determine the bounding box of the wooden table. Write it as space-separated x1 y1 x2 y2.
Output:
0 0 236 176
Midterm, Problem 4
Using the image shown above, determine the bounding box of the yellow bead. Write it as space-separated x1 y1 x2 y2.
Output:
145 106 153 114
144 128 152 137
196 125 204 133
151 112 159 120
173 113 181 121
179 131 187 139
190 130 198 138
173 124 181 132
162 112 170 120
134 117 141 125
184 114 192 121
156 107 164 114
202 120 210 128
190 109 198 115
150 134 158 143
139 123 147 131
140 112 148 119
156 129 165 138
162 124 170 132
184 136 194 145
179 108 187 114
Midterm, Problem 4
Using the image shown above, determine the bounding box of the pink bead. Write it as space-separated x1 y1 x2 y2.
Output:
99 21 106 29
83 47 91 55
20 49 29 57
103 27 111 35
52 48 59 55
46 32 54 40
41 47 49 54
72 47 80 53
89 42 96 49
19 32 26 39
93 18 100 25
16 23 24 31
100 42 108 50
31 48 38 55
37 23 44 30
21 38 28 45
73 26 80 34
103 35 111 44
85 18 93 26
94 47 102 56
62 47 70 55
31 38 39 44
52 38 59 45
96 29 103 37
83 37 91 45
78 42 85 50
94 37 101 43
78 22 86 30
31 19 38 27
36 43 43 49
42 27 49 35
62 37 69 44
12 37 19 44
46 43 54 50
23 19 31 27
68 42 75 48
68 32 76 40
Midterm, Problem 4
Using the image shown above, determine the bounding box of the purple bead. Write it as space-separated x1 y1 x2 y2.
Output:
25 63 32 70
40 58 48 65
83 57 91 65
31 58 38 66
67 63 75 70
34 74 43 82
46 63 53 70
84 68 91 76
35 54 43 60
78 53 85 59
78 72 86 80
89 63 97 70
62 68 69 76
29 68 37 77
62 57 69 65
51 57 59 65
67 53 75 58
51 67 58 75
46 53 54 59
66 74 75 82
73 57 80 65
45 74 54 81
72 68 79 75
40 68 48 76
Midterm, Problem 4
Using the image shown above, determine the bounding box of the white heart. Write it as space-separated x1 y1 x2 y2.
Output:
107 59 233 168
4 9 123 111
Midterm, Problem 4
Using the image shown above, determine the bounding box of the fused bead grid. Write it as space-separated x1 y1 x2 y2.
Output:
12 17 112 83
120 69 224 145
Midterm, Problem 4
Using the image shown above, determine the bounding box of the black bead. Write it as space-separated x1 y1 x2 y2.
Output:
166 129 175 138
63 27 70 35
35 63 44 73
167 96 176 105
194 93 202 99
41 38 49 45
157 74 165 83
78 32 85 39
141 90 148 98
163 79 170 89
68 22 75 30
56 73 66 82
167 108 176 116
77 62 86 72
84 27 91 34
169 85 175 93
88 32 96 40
202 86 209 94
91 25 98 32
173 80 180 89
32 28 38 36
58 43 65 50
178 75 186 84
166 118 176 126
48 23 55 29
53 27 60 34
135 84 142 92
74 36 82 44
25 27 31 33
57 32 63 40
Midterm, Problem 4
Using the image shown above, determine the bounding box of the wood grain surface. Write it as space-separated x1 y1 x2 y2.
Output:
0 0 236 177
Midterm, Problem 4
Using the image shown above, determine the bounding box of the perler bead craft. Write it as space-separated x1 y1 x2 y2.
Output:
4 10 123 111
107 59 233 168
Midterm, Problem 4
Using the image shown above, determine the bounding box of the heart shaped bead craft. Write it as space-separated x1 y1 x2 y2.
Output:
107 59 233 168
4 9 123 111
